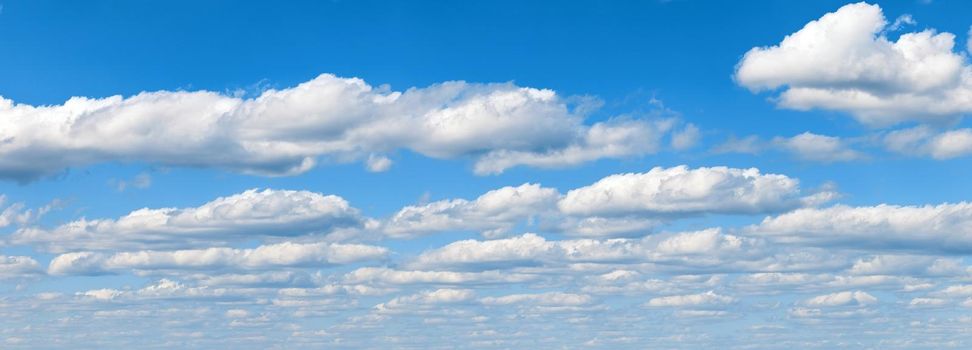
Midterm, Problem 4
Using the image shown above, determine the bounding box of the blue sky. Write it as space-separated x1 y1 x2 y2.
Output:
2 0 972 348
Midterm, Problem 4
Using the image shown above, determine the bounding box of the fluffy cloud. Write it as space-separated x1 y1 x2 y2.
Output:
374 289 476 314
803 291 877 307
382 183 559 238
750 202 972 253
644 291 736 307
0 74 681 181
883 126 972 159
11 189 364 252
479 292 592 307
75 278 232 301
557 165 820 217
344 267 538 286
472 118 677 175
848 255 967 277
381 165 829 239
407 230 833 274
0 255 42 279
736 2 972 126
48 241 387 275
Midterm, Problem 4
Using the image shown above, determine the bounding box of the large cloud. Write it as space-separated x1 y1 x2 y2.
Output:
0 74 680 181
735 2 972 126
557 165 823 217
381 165 831 238
10 188 365 252
407 230 839 274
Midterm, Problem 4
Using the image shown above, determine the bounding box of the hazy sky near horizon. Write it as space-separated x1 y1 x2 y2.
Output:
3 1 972 348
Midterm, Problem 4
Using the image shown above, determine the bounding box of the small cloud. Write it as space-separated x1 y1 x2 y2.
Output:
111 172 152 192
888 14 916 31
670 123 700 151
366 154 392 173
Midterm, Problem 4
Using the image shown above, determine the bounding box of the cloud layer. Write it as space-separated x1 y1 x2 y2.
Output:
0 74 685 181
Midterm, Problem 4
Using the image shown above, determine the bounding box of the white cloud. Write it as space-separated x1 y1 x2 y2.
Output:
931 284 972 298
480 292 592 306
409 233 558 269
374 289 476 314
803 291 877 307
750 202 972 253
12 188 364 252
225 309 250 318
0 195 58 228
380 165 832 239
772 132 863 162
365 154 393 172
407 229 812 274
670 124 701 150
558 165 818 217
0 74 681 181
48 241 387 275
883 126 972 159
344 267 538 285
382 183 559 239
472 118 676 175
909 297 947 308
0 255 42 279
76 279 233 301
736 2 972 126
645 291 736 307
848 255 967 277
888 14 916 31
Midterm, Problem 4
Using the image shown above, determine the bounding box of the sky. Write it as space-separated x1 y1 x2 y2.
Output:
2 0 972 348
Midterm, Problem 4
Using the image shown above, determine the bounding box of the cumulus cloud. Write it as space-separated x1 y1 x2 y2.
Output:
472 118 677 175
374 289 476 314
848 255 967 277
0 74 683 181
645 291 736 307
407 230 835 274
48 241 387 275
736 2 972 126
0 255 42 279
803 291 877 307
11 188 365 252
883 126 972 159
381 165 830 239
344 267 538 286
750 202 972 253
76 279 233 301
557 165 822 217
382 183 559 239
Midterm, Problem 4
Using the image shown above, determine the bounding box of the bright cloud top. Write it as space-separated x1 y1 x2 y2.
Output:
10 189 365 252
0 74 683 181
736 2 972 126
